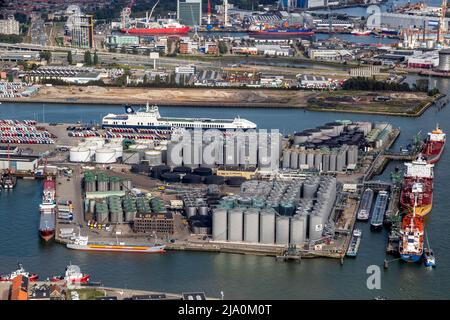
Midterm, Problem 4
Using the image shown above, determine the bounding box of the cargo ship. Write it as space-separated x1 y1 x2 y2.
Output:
346 229 362 257
351 29 372 36
357 188 374 221
52 264 90 284
0 263 38 282
400 156 434 217
39 177 56 241
248 22 314 36
67 234 166 253
422 125 446 164
370 191 389 230
399 195 424 263
121 19 189 35
102 103 257 131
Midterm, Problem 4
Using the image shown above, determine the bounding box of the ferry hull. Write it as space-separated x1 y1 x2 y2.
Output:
67 243 166 253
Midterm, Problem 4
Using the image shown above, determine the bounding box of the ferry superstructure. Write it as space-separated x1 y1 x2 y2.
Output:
102 104 257 131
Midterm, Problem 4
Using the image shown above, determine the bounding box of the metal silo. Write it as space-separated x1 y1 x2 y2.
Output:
259 209 276 244
322 152 330 172
282 150 291 169
303 179 318 198
290 150 298 169
228 208 244 242
212 208 227 241
243 209 259 243
309 213 324 241
336 148 346 172
438 49 450 71
299 150 307 166
290 216 306 244
275 215 290 245
314 151 322 170
329 150 337 172
307 150 315 169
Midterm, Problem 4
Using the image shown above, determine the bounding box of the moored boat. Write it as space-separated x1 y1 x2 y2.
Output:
399 195 424 263
39 177 56 241
400 156 434 217
357 188 374 221
52 264 90 283
370 191 389 230
0 263 38 282
422 125 446 164
351 29 372 36
67 234 166 253
423 232 436 267
346 229 362 257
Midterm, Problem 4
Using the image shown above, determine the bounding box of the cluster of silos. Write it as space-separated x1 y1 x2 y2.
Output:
69 137 124 164
180 190 215 235
164 130 281 172
95 201 109 224
108 196 123 224
212 175 338 245
150 197 166 215
83 171 132 192
281 144 359 172
122 140 167 165
136 197 151 216
123 197 137 222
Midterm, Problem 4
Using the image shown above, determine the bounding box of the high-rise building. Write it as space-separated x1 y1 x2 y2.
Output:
70 14 94 49
0 16 20 35
177 0 202 27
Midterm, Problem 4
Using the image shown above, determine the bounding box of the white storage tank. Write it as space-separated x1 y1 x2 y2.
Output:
145 150 163 166
290 216 306 244
243 209 259 243
290 150 298 169
84 137 105 148
228 209 243 242
104 143 123 159
212 208 227 241
309 213 324 241
95 148 117 164
275 215 290 245
259 209 275 244
128 144 149 157
69 147 91 162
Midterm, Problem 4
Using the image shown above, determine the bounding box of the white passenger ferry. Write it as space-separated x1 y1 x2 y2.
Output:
102 103 257 131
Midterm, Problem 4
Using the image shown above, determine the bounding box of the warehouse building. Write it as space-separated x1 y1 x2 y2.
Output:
133 212 174 235
0 154 40 171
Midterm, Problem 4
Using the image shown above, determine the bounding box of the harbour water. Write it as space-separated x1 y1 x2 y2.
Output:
0 75 449 299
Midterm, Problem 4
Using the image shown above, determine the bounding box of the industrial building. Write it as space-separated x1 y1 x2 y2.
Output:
26 66 103 84
68 14 94 49
308 48 355 61
133 212 174 235
106 35 140 47
407 51 439 69
376 12 449 32
0 154 40 171
177 0 202 26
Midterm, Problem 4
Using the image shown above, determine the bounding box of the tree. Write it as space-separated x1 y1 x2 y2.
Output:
120 46 126 54
93 51 99 65
154 74 161 85
39 51 51 63
218 41 228 55
143 74 148 84
84 50 92 66
7 73 14 82
67 51 73 64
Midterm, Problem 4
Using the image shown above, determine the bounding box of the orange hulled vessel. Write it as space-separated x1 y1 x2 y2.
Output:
400 156 434 217
422 125 446 164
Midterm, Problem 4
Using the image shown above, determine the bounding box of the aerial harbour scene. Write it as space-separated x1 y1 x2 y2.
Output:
0 0 450 304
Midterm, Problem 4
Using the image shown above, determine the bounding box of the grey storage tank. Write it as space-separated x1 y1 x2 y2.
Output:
259 209 276 244
212 208 227 241
275 215 290 245
282 150 291 169
227 208 244 242
243 209 259 243
309 213 324 241
290 216 306 244
290 150 299 169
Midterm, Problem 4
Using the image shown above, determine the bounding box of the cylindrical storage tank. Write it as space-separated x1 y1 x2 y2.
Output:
438 49 450 71
336 149 346 172
226 176 246 187
84 137 104 148
314 152 322 170
128 144 149 158
299 150 307 166
144 150 163 166
212 208 227 241
204 175 225 185
322 152 330 172
121 178 132 190
70 147 91 163
290 216 306 244
279 202 295 216
185 206 198 218
182 174 202 184
198 206 209 216
259 209 275 244
290 151 298 169
228 209 243 242
293 132 310 144
105 143 123 159
160 172 181 183
282 150 291 169
303 180 318 198
95 148 116 164
275 215 290 245
122 151 141 164
193 167 213 176
154 145 167 164
309 214 324 241
173 166 192 174
329 151 337 172
150 165 170 179
307 150 315 168
243 209 259 243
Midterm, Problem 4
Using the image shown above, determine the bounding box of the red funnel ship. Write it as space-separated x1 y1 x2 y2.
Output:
39 177 56 241
422 125 446 164
399 195 424 263
0 263 39 282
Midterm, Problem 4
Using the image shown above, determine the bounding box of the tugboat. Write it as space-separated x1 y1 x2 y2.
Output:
51 264 90 283
0 263 39 282
423 232 436 268
1 171 17 190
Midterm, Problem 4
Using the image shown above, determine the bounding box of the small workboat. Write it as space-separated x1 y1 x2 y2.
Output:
423 232 436 268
